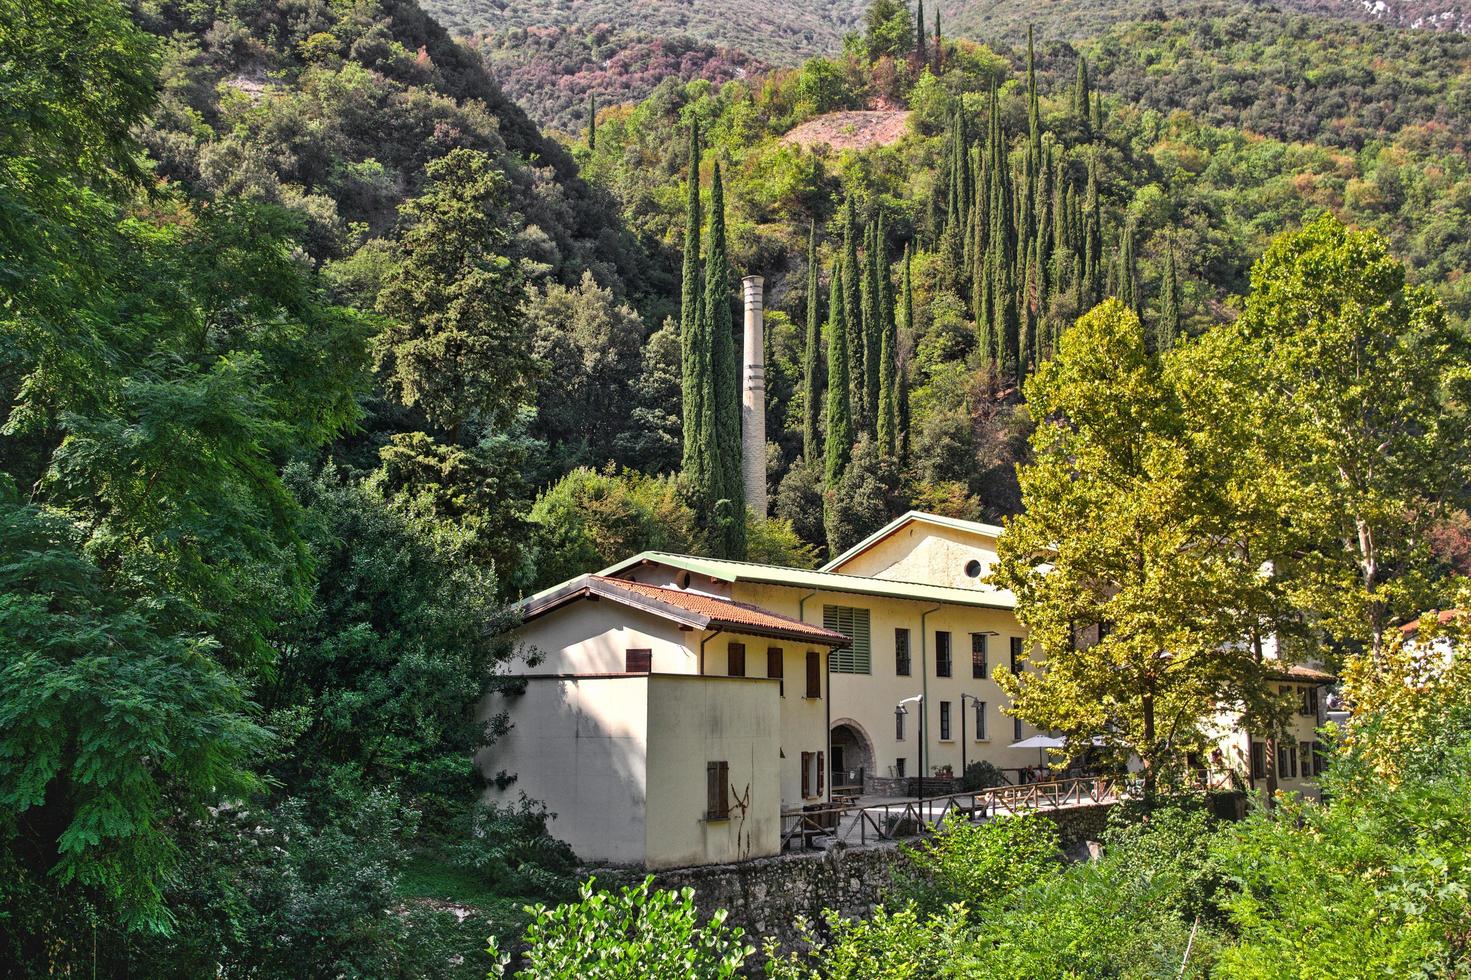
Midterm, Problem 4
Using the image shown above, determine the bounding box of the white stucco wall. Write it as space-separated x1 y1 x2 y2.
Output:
479 675 651 865
512 602 696 676
644 674 782 868
826 522 1003 589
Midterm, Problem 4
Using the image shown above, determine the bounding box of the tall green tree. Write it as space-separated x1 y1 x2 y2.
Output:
679 123 705 482
879 244 902 457
991 301 1242 797
702 163 745 558
842 197 866 434
587 92 597 149
803 223 822 465
825 257 854 486
1158 234 1180 351
377 148 530 442
1230 214 1471 655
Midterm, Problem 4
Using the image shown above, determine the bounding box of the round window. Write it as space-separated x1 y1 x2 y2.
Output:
964 559 982 578
678 572 692 589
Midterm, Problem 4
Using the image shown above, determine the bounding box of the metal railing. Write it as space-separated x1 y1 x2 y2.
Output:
779 769 1240 851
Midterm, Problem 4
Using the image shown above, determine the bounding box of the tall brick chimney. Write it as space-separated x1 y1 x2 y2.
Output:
741 275 766 517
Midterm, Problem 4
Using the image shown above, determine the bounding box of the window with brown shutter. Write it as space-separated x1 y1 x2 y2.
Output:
625 648 652 673
767 647 783 696
706 761 729 819
817 751 825 795
728 642 746 677
800 752 811 797
805 651 820 698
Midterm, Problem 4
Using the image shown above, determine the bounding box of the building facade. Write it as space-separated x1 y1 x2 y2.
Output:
483 512 1335 868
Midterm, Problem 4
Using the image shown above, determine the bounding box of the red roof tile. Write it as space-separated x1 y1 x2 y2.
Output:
1401 609 1460 635
592 576 849 647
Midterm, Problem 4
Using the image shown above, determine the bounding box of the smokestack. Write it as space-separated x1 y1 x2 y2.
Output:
741 275 767 517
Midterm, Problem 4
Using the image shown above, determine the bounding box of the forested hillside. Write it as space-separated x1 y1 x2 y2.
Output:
5 0 1471 973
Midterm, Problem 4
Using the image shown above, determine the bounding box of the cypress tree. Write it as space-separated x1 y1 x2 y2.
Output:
1092 91 1103 132
703 163 745 558
1073 56 1090 128
866 216 887 430
587 92 597 150
860 221 877 433
916 0 927 66
897 351 911 467
824 257 853 486
879 244 902 458
934 8 942 73
679 123 704 482
841 197 865 433
803 223 821 463
1082 154 1102 306
1158 233 1180 350
1118 220 1138 316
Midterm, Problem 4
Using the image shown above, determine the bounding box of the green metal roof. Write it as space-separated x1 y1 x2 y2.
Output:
820 510 1006 572
598 551 1017 610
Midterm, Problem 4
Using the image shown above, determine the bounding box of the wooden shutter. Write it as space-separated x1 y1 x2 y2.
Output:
728 642 746 677
707 761 729 818
767 647 783 696
805 651 820 698
800 752 811 796
625 648 652 673
817 751 825 795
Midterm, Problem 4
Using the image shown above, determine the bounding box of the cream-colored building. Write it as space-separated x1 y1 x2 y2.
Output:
484 511 1334 868
479 574 848 868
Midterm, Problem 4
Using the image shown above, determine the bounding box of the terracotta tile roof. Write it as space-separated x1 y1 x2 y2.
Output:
591 577 850 647
1267 663 1336 683
1401 609 1461 635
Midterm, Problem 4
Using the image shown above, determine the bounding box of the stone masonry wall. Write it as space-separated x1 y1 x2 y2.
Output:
595 801 1121 955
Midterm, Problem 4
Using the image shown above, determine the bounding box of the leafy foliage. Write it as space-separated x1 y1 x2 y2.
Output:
490 875 755 978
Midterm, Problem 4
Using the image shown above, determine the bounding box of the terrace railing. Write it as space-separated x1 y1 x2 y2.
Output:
779 770 1239 852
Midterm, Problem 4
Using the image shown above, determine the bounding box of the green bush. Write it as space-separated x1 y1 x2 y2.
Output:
893 812 1062 914
490 875 754 978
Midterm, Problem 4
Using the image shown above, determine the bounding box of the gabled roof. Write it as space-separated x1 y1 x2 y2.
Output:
820 511 1007 573
517 575 851 647
1401 609 1461 635
1267 663 1336 683
598 551 1016 610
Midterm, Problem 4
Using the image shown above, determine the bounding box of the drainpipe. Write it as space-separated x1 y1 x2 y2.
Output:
918 604 942 797
796 591 827 803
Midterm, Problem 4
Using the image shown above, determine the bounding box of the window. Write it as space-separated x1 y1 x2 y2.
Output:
895 757 907 777
1308 686 1320 717
823 606 872 673
895 628 911 676
939 700 951 740
805 651 821 698
975 701 987 740
895 709 905 741
767 647 784 696
625 648 652 673
1277 743 1298 779
971 633 989 678
800 751 824 797
706 761 729 819
1299 741 1315 778
727 642 745 677
1250 740 1267 780
1010 636 1024 674
1313 742 1327 777
964 559 982 578
1014 716 1022 741
936 631 952 677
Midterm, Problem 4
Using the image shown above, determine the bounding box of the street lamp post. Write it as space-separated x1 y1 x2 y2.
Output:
959 692 983 787
896 695 924 803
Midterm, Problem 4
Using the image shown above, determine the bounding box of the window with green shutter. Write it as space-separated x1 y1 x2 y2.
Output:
823 605 871 674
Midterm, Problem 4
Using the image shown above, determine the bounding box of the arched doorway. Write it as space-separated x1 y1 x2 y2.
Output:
830 719 875 795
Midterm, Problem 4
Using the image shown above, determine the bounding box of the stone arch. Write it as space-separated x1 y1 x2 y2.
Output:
829 717 876 793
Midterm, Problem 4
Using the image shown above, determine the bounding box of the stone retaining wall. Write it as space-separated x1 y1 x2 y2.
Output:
594 800 1124 956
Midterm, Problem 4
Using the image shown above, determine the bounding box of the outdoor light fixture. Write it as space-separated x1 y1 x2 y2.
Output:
896 695 924 802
